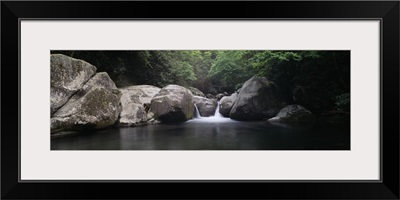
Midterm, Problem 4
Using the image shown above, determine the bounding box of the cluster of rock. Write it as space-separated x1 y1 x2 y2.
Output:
50 54 316 134
50 54 217 134
50 55 122 133
118 85 161 126
193 96 217 117
218 76 315 123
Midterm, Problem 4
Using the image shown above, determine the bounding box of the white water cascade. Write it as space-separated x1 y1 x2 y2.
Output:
189 101 232 123
194 104 201 118
213 102 224 118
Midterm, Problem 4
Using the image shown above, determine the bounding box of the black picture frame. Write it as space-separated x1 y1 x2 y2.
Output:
2 1 399 199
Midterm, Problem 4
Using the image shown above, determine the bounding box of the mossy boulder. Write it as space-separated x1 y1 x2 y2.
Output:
150 85 194 123
67 72 117 103
51 88 122 133
50 54 96 114
51 72 121 133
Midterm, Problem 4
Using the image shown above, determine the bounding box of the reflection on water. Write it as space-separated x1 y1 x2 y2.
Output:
51 118 350 150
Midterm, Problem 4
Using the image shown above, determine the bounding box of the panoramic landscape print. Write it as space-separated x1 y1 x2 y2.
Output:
50 50 350 150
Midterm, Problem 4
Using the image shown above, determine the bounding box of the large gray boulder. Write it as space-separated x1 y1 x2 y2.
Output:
119 103 147 126
219 93 238 117
51 88 122 133
67 72 117 103
50 54 97 114
193 96 217 117
268 105 315 123
230 76 286 120
150 85 194 122
118 85 161 126
119 85 161 108
51 72 121 133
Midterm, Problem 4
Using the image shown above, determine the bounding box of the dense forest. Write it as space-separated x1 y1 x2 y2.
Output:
52 50 350 114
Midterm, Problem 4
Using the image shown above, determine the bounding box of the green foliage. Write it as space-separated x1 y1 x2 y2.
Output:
247 50 350 113
252 51 300 75
208 50 256 92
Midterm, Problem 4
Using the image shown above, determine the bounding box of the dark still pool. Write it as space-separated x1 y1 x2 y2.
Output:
51 116 350 150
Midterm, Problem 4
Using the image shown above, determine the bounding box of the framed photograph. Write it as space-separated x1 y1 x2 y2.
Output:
2 1 399 199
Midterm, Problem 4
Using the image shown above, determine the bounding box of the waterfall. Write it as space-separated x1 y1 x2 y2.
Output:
194 104 201 118
214 101 223 118
188 100 232 123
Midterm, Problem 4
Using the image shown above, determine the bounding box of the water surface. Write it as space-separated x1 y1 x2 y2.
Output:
51 116 350 150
